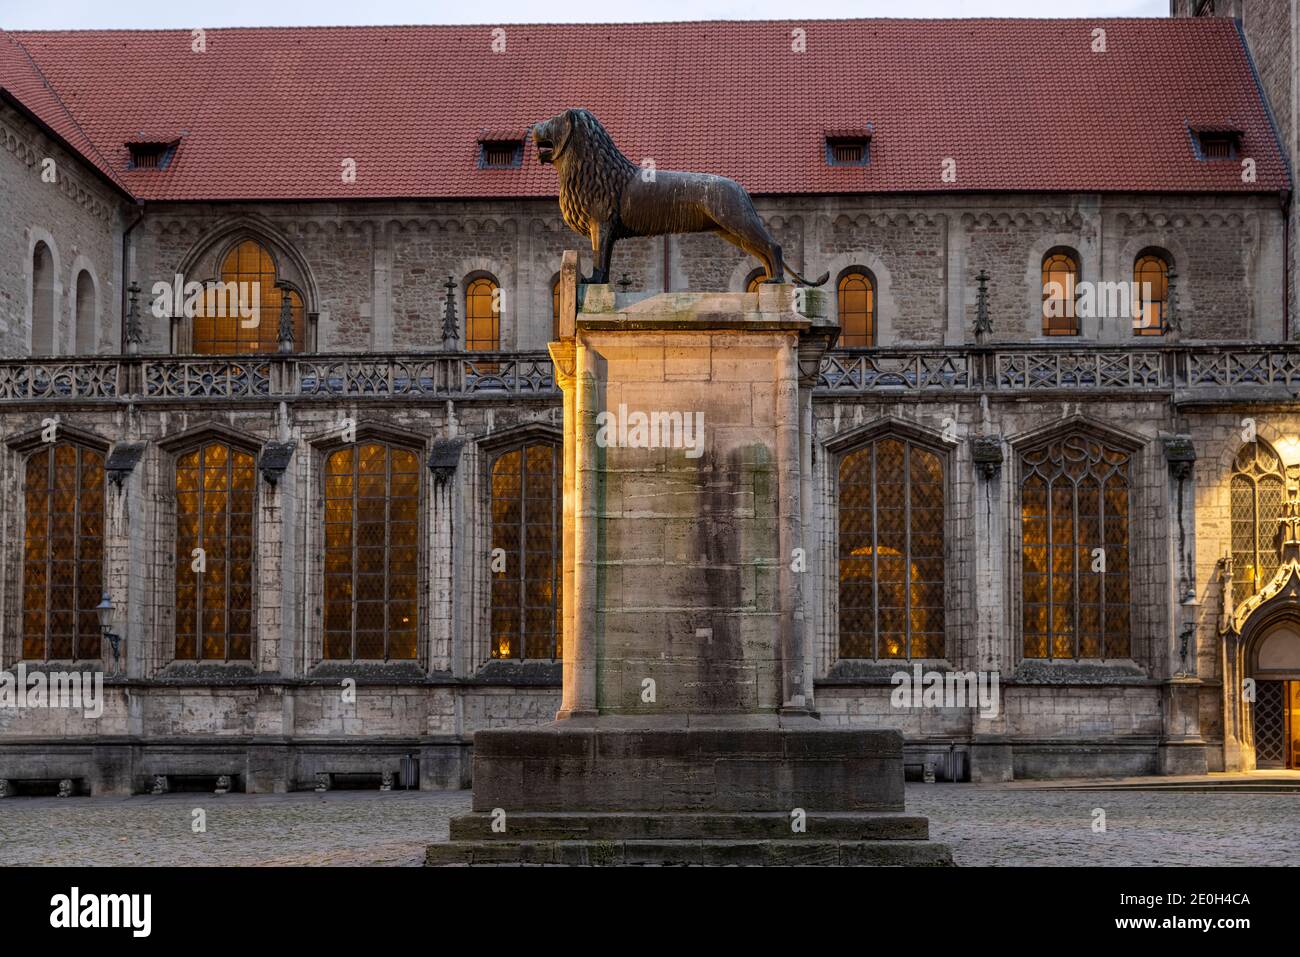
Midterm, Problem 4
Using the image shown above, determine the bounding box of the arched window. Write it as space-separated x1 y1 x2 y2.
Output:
1133 250 1170 336
490 442 561 660
838 436 945 659
1021 433 1131 659
193 239 303 354
465 275 500 352
323 442 420 661
745 268 767 293
74 270 95 354
175 443 256 661
1231 440 1286 605
837 270 875 347
31 241 55 355
1041 248 1080 336
23 443 104 660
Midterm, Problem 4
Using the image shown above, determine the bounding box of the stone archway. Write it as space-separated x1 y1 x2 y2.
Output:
1247 614 1300 768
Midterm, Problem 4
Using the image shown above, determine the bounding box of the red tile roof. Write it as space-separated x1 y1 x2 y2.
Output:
0 29 128 193
3 18 1291 202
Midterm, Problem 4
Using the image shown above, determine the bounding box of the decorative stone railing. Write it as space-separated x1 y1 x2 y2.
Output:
0 344 1298 404
0 353 557 402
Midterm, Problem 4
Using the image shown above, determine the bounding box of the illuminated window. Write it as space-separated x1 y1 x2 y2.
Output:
1041 249 1079 336
465 275 500 352
838 437 945 659
837 270 875 347
1021 433 1131 659
745 269 767 293
193 240 303 354
1231 441 1286 605
175 443 256 661
1133 251 1169 336
23 443 104 660
490 442 561 660
323 443 420 661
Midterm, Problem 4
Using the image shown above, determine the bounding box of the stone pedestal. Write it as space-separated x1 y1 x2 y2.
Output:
428 253 952 866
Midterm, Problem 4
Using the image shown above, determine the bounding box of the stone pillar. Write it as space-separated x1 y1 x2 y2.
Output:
968 435 1012 782
431 256 951 866
1159 435 1207 774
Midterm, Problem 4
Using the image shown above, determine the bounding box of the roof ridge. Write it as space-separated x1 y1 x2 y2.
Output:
9 16 1207 33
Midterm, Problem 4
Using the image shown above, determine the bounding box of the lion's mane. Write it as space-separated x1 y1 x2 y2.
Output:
556 110 638 238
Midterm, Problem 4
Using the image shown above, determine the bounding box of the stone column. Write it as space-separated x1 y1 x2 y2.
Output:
969 434 1012 781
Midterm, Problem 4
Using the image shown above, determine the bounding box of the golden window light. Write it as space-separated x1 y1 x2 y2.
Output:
837 270 875 348
192 239 303 354
1041 249 1079 336
23 443 104 661
174 442 257 661
490 442 561 660
323 442 420 661
1132 252 1169 336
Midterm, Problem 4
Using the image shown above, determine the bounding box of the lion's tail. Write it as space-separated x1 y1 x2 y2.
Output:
786 266 830 288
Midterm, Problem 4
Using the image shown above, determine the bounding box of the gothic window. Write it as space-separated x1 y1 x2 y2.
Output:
1041 248 1080 336
323 442 420 661
465 275 501 352
1133 250 1170 336
174 443 256 661
837 269 875 347
193 239 303 354
1021 433 1132 659
838 437 945 659
23 443 104 660
490 442 561 660
1231 440 1286 606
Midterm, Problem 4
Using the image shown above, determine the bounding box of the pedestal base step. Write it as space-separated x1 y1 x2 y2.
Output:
448 810 931 842
426 838 953 866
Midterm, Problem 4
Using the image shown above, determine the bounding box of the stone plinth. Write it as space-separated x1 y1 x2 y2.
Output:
429 252 952 866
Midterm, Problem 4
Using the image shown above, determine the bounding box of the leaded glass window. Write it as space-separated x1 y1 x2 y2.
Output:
1231 440 1285 606
465 275 500 352
175 443 256 661
23 443 104 660
1021 433 1131 659
1041 248 1079 336
323 443 420 660
1132 251 1169 336
490 442 561 660
838 437 945 659
192 239 303 354
837 270 875 348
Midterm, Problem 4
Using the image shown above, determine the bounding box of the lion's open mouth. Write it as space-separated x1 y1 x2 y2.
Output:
535 138 555 163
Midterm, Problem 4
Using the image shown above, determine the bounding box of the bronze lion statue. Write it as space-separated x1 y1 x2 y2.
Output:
532 109 828 287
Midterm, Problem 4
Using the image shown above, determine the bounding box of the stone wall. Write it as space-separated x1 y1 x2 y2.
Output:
0 102 127 358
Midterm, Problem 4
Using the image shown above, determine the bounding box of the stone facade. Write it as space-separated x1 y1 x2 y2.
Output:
2 8 1299 794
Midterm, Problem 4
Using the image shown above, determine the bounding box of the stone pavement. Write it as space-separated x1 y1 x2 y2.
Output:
0 783 1296 866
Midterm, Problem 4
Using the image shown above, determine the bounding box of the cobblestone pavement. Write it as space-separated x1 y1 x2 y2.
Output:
0 784 1296 866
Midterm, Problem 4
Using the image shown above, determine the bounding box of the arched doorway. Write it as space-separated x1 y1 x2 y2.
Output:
1249 617 1300 768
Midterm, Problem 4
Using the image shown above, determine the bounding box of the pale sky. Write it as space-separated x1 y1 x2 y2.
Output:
2 0 1168 31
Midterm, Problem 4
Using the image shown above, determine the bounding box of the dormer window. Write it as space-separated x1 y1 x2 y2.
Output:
126 141 177 170
479 140 523 169
826 136 870 167
1193 129 1241 160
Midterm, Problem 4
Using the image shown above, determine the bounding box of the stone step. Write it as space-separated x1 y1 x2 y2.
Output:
448 810 930 842
426 839 954 867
